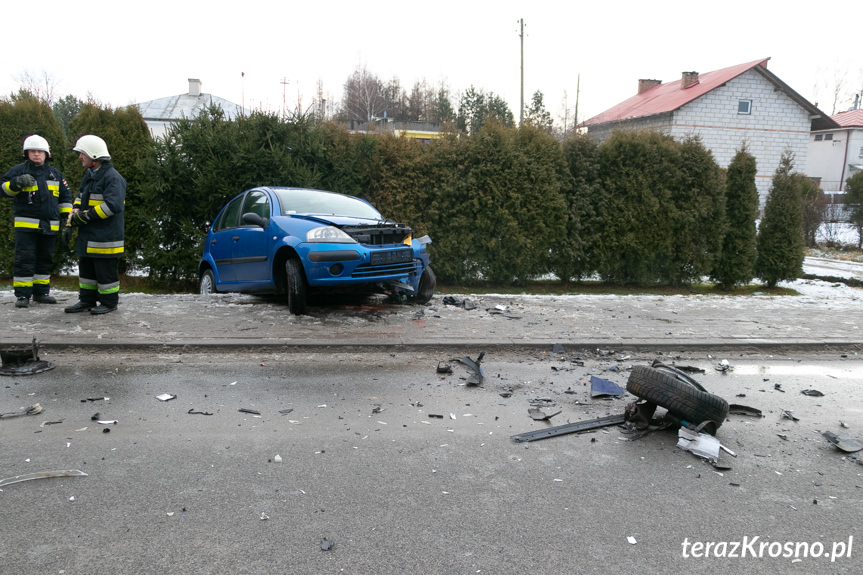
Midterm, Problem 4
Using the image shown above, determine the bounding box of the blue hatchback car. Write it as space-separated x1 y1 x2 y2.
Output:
198 187 435 314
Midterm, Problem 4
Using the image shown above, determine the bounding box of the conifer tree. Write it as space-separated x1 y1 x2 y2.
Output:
712 145 758 289
755 151 806 288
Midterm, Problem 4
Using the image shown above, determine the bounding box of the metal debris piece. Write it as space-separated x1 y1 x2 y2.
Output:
822 431 863 453
0 338 54 376
590 375 625 398
782 410 799 422
457 352 485 386
0 403 42 419
728 404 763 418
511 414 626 443
0 469 87 488
801 389 824 397
528 407 562 421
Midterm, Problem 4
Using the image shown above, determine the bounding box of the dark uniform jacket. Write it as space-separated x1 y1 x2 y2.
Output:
74 161 126 258
1 160 73 234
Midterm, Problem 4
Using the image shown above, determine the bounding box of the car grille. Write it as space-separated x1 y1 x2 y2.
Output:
342 224 412 246
352 254 419 279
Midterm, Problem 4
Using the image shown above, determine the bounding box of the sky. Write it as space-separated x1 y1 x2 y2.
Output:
3 1 862 125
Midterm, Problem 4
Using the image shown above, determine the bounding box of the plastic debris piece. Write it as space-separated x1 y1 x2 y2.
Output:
590 375 625 398
320 537 333 551
715 359 731 372
0 403 42 419
436 362 453 374
238 408 261 415
96 420 118 425
0 469 87 488
822 431 863 453
528 407 562 421
155 393 177 402
429 414 444 419
801 389 824 397
728 404 762 417
774 383 785 393
677 427 721 462
260 513 269 521
627 536 637 545
782 410 799 422
274 455 282 463
457 352 485 386
187 409 213 416
279 408 294 415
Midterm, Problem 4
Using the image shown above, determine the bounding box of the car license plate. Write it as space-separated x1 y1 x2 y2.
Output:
371 249 412 266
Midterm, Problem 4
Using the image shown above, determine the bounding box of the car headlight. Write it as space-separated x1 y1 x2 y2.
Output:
306 226 357 243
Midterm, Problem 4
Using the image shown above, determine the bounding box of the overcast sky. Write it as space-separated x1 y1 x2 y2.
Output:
3 1 861 125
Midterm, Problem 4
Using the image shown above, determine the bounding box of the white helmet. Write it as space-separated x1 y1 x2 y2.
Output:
23 134 51 158
73 135 111 161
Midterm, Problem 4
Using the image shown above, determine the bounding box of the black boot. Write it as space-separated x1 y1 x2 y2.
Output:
65 301 94 313
90 304 118 315
15 297 29 308
33 294 57 304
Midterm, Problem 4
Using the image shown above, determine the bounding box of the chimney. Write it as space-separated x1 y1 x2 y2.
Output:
681 71 699 89
188 78 202 97
638 79 662 94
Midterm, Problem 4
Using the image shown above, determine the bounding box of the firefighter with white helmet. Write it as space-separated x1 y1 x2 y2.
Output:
1 134 73 307
64 135 126 315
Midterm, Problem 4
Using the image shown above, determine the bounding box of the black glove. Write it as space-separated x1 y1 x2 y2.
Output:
9 174 36 192
71 210 91 226
61 226 73 244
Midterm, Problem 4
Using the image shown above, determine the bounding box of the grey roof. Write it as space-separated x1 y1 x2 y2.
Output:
136 92 245 122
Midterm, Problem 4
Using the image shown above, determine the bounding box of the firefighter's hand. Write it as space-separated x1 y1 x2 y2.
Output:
9 174 36 192
71 210 91 226
61 226 73 244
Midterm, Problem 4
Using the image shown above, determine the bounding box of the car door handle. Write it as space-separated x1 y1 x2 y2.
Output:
232 235 240 241
210 239 217 245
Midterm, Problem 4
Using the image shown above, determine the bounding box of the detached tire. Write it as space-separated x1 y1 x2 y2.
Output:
414 266 436 305
285 258 307 315
626 365 728 430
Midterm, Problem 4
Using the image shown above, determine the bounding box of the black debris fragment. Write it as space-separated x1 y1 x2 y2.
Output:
457 352 485 386
188 409 214 416
782 410 799 422
0 338 54 376
589 375 625 398
436 362 453 374
528 407 562 421
822 431 863 453
239 408 261 415
801 389 824 397
728 404 763 418
774 384 785 393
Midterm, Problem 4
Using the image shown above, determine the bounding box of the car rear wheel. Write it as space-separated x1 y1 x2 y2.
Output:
285 258 307 315
414 265 436 305
199 269 215 295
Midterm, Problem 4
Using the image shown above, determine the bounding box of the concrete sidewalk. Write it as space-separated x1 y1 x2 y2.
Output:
1 279 862 353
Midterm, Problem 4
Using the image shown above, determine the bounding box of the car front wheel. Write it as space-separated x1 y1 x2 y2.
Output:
414 265 435 305
199 269 216 295
285 258 307 315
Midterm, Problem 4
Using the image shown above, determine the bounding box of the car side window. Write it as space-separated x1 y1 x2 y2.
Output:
242 191 270 221
215 195 244 232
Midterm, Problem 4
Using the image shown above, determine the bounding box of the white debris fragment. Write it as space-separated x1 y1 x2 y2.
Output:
627 536 637 545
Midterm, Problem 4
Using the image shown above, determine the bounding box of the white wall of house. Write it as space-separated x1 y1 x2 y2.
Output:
808 128 863 192
588 69 814 208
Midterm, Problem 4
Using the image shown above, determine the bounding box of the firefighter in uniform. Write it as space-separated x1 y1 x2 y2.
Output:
64 135 126 315
1 135 73 308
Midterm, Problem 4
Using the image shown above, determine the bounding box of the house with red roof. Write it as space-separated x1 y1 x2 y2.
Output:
807 109 863 195
584 58 837 206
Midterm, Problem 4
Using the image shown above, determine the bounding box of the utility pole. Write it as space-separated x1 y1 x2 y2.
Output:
281 77 290 116
518 18 525 125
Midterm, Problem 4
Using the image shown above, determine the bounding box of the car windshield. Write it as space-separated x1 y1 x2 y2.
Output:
274 188 382 220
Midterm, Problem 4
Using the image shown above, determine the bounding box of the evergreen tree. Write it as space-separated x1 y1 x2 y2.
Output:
524 91 553 134
755 152 806 288
712 145 758 289
845 171 863 248
554 133 600 282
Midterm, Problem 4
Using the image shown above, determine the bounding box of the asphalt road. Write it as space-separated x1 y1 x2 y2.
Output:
1 348 861 574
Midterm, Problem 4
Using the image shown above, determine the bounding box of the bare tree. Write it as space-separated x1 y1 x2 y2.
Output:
14 70 58 104
339 64 386 123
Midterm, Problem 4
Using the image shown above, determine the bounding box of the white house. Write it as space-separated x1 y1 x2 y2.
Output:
807 109 863 194
135 79 245 140
584 58 838 206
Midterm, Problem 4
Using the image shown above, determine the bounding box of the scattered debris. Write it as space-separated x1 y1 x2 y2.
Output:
320 537 333 551
677 427 720 463
155 393 177 402
727 404 763 418
436 362 453 374
552 343 566 354
822 431 863 453
0 338 54 376
0 403 42 419
457 352 485 386
801 389 824 397
715 359 731 373
274 455 282 463
279 408 294 415
0 469 87 488
782 410 799 422
528 407 562 421
238 408 261 415
96 420 118 425
83 397 109 403
627 536 637 545
671 364 706 374
774 383 785 393
511 414 626 442
187 409 213 416
590 375 625 398
777 434 788 441
442 296 476 310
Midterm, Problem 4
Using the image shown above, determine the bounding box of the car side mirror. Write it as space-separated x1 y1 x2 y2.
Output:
242 212 268 228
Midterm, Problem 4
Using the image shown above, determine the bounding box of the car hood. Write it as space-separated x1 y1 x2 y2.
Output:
289 214 390 227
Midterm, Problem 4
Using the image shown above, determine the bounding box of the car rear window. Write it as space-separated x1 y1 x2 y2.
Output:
275 188 381 220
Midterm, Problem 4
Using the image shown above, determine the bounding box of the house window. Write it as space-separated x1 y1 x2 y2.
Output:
738 100 752 114
859 146 863 158
814 135 823 141
825 134 833 141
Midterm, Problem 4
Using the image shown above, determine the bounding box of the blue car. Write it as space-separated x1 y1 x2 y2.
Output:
198 187 435 314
